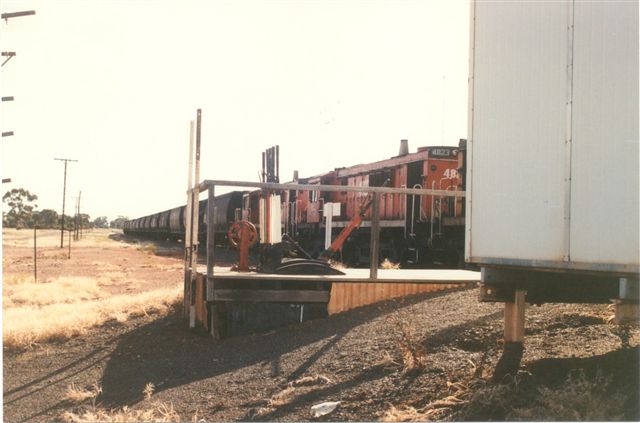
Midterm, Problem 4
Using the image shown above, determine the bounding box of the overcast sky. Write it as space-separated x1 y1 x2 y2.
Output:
1 0 470 221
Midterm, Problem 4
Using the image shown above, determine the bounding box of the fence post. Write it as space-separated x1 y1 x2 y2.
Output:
33 224 37 282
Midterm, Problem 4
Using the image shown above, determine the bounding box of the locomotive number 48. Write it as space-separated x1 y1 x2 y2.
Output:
443 168 459 179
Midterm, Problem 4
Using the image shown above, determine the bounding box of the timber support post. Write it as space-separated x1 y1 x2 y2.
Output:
493 289 526 382
504 289 526 343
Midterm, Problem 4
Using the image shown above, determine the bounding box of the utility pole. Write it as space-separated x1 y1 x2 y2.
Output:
78 190 82 239
55 158 78 248
73 195 79 241
73 191 82 241
2 9 36 182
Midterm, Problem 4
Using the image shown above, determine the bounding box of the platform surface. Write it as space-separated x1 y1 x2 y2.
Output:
198 266 481 284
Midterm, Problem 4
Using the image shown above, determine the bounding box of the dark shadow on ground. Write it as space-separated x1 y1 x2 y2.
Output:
455 346 640 421
528 346 640 419
527 345 639 389
98 287 477 408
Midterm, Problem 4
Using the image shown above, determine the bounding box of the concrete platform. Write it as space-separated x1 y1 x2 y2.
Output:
200 266 481 285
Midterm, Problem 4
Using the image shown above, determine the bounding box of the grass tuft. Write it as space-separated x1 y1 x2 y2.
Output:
396 321 427 374
143 382 155 400
62 402 180 422
289 374 332 387
380 259 400 269
269 386 296 407
63 383 102 404
137 243 157 255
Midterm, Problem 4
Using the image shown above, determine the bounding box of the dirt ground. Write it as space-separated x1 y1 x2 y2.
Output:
3 229 639 421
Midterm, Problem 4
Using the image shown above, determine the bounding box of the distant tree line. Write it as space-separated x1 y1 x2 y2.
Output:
2 188 128 230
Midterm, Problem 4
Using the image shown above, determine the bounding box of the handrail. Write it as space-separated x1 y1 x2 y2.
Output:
196 179 465 197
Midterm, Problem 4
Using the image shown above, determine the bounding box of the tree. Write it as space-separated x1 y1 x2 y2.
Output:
3 188 38 229
33 209 59 228
110 216 128 229
93 216 109 228
78 213 91 229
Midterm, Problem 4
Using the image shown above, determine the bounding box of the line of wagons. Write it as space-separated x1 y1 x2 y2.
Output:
123 140 468 267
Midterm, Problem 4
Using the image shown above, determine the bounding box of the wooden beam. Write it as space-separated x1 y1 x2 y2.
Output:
212 289 330 303
504 289 526 343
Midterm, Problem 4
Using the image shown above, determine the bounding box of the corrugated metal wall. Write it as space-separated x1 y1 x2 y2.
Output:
469 1 568 262
569 1 639 266
468 0 638 272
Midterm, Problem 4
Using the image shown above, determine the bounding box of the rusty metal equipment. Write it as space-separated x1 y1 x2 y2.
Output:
318 178 390 261
228 220 258 271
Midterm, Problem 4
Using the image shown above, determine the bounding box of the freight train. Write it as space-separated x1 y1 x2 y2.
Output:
124 139 467 267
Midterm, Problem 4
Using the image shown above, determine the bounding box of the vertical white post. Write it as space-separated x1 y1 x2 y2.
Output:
183 120 195 320
324 203 333 249
270 193 282 243
189 110 202 329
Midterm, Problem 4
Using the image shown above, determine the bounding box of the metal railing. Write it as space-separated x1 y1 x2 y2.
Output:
187 179 466 284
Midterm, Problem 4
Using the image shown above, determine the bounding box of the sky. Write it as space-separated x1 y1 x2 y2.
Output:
1 0 470 222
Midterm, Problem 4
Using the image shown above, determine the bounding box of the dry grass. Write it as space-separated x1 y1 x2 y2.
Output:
382 381 469 421
268 386 296 407
63 383 103 404
4 276 103 308
396 321 427 374
328 259 346 269
508 371 626 421
62 402 181 422
2 273 34 286
437 369 630 421
289 374 332 387
137 243 157 255
143 383 155 400
3 283 182 349
3 228 120 249
372 350 400 369
382 404 449 422
252 374 334 417
380 258 400 269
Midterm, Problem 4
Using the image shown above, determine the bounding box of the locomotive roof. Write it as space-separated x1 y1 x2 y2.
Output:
287 145 459 183
334 146 458 178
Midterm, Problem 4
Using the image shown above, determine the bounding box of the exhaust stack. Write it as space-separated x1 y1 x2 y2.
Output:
398 139 409 156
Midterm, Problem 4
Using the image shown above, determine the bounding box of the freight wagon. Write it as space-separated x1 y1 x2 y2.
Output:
123 191 245 244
